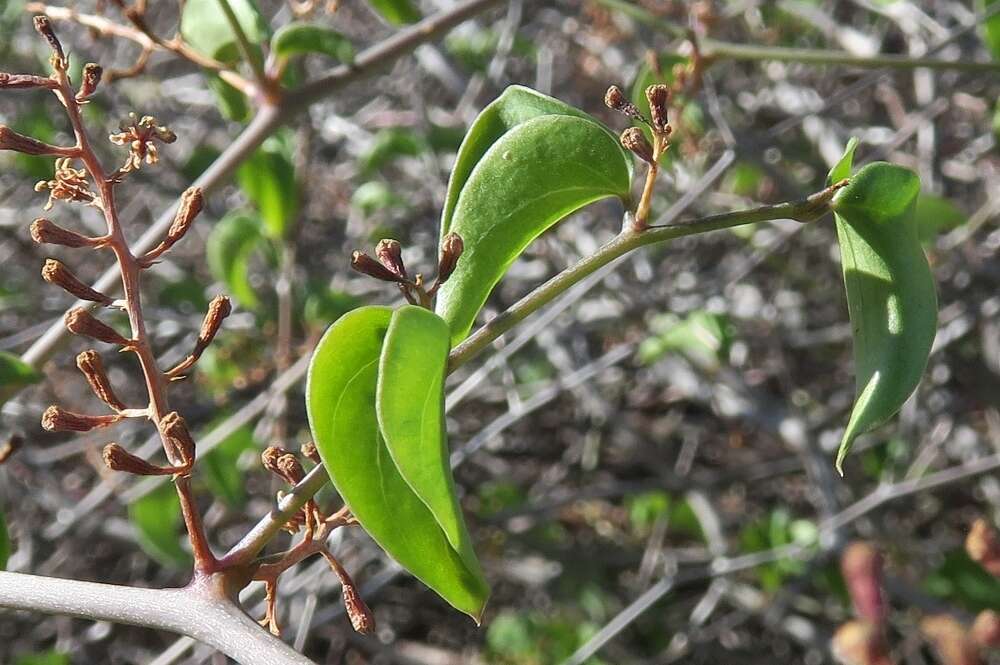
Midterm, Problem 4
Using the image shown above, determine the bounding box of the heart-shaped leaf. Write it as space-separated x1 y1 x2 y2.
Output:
367 0 421 25
376 306 481 575
180 0 269 65
829 146 938 473
435 112 633 345
271 22 355 66
307 307 489 620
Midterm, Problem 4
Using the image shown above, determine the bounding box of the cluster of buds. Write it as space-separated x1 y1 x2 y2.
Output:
605 84 672 167
109 113 177 174
99 411 197 477
256 444 373 636
351 233 464 307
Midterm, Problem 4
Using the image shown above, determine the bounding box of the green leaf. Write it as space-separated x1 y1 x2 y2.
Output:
362 128 428 174
0 509 9 570
307 307 489 619
271 22 354 66
351 181 406 215
441 85 616 239
14 652 70 665
237 132 299 238
830 150 938 473
206 74 250 123
201 423 255 508
638 311 733 369
128 483 190 568
436 114 633 346
979 0 1000 60
914 194 966 243
180 0 269 65
376 306 482 579
0 350 42 409
925 549 1000 612
206 211 264 310
828 137 859 185
367 0 421 25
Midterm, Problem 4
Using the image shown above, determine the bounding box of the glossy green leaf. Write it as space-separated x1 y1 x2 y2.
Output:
180 0 269 65
441 85 614 238
307 307 489 619
128 483 190 568
272 22 354 66
436 113 633 345
367 0 421 25
376 306 481 576
237 133 298 239
830 153 937 473
201 423 255 508
206 211 264 310
0 509 9 570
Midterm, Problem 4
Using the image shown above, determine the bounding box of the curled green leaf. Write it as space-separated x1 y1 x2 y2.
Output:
271 22 355 66
830 150 938 473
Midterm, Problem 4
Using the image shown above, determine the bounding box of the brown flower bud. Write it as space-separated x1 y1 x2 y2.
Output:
435 232 465 285
301 442 320 463
351 251 404 283
0 126 70 156
971 610 1000 648
620 127 655 165
276 453 305 484
832 620 890 665
841 542 886 624
42 259 114 306
967 518 1000 577
65 308 132 347
76 63 103 101
646 84 671 134
198 295 231 346
0 73 57 89
103 443 182 476
0 435 22 465
33 16 66 68
342 580 375 634
375 239 406 279
920 615 982 665
42 405 120 432
168 188 203 244
160 412 196 466
262 445 288 475
605 85 645 122
30 218 99 248
76 350 125 411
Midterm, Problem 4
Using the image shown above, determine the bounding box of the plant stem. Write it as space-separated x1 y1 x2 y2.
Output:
214 0 269 91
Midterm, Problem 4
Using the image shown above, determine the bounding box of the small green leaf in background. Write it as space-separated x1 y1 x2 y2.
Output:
978 0 1000 60
0 508 10 570
128 483 190 568
206 74 250 123
740 510 817 591
271 22 354 69
180 0 269 64
206 211 264 310
436 89 633 346
302 283 361 330
367 0 421 25
925 549 1000 612
351 181 407 216
914 194 966 243
201 423 256 509
307 307 489 620
638 311 733 369
0 350 42 409
238 132 299 239
362 128 428 174
828 144 938 473
14 651 71 665
376 306 483 579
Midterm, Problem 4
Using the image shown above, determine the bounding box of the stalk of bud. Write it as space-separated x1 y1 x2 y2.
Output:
103 443 185 476
0 126 73 156
42 405 121 432
620 128 655 165
65 308 133 347
436 233 464 286
375 239 406 279
604 85 644 122
30 218 100 248
160 411 196 467
301 442 320 464
645 84 671 135
841 542 886 625
971 610 1000 648
76 63 103 102
76 350 126 411
33 16 66 67
920 615 982 665
966 518 1000 577
352 251 404 283
42 259 114 306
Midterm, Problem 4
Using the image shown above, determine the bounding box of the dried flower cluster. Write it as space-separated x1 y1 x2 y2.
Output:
109 112 176 173
351 232 464 307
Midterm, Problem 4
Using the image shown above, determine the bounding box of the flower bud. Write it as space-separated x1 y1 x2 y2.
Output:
76 63 103 101
76 350 125 411
436 232 464 285
198 296 231 347
375 239 406 279
277 453 305 484
301 442 320 463
30 218 99 248
262 445 288 475
831 620 890 665
103 443 182 476
971 610 1000 648
342 580 375 634
0 73 57 89
351 251 404 283
42 259 114 306
967 518 1000 577
620 127 654 165
33 16 66 66
168 188 203 244
64 308 132 347
160 411 196 466
605 85 643 121
0 126 69 156
920 615 981 665
645 84 671 134
42 405 120 432
841 542 885 624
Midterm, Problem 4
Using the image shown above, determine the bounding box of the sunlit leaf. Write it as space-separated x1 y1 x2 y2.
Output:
128 483 190 568
272 22 354 66
180 0 269 65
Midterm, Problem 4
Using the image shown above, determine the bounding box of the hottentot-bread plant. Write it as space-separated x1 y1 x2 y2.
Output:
0 9 942 665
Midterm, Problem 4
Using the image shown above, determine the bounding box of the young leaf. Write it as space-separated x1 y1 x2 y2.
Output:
441 85 616 238
237 133 299 239
830 153 938 473
367 0 421 26
435 114 633 345
307 307 489 620
271 22 354 66
376 306 481 575
206 211 264 310
0 509 9 570
180 0 269 65
128 484 191 568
